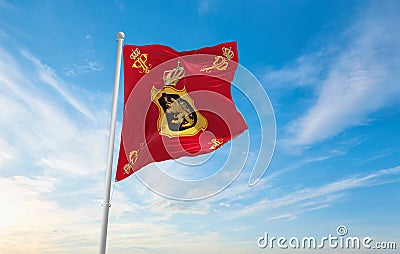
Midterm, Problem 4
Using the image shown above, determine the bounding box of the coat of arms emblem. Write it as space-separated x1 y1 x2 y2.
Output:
151 61 208 137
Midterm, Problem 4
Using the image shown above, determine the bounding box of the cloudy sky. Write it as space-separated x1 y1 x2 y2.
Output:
0 0 399 253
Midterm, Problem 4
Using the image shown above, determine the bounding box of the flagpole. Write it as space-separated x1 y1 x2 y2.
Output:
99 31 125 254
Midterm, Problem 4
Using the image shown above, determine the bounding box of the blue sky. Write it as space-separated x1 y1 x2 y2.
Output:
0 0 399 253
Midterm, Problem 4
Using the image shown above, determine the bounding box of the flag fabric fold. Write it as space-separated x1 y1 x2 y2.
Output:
115 41 247 181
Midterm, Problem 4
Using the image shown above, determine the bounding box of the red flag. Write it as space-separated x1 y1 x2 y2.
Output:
115 42 247 181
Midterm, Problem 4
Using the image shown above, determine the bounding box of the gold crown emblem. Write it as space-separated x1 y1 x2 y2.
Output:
222 47 234 60
163 61 185 86
130 48 141 60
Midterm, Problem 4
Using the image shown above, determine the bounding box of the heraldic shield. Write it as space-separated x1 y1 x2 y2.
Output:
151 85 208 138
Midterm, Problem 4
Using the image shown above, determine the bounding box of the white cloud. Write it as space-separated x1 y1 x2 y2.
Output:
0 43 118 251
266 2 400 147
0 176 104 254
0 46 111 177
226 165 400 220
107 221 249 254
63 58 104 77
0 176 57 230
21 49 94 118
267 213 297 222
264 48 333 88
0 138 14 166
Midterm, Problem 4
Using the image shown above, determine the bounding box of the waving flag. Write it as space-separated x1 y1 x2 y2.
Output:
115 42 247 181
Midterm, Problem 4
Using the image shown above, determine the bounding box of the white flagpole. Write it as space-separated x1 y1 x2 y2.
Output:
99 31 125 254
